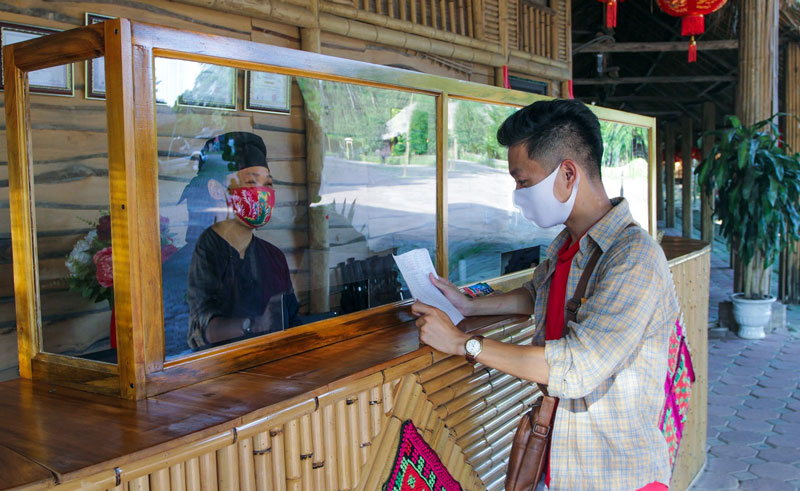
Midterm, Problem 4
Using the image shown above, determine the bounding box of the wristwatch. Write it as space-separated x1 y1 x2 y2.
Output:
464 335 484 365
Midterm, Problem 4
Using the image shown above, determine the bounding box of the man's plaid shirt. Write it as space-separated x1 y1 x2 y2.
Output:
523 198 680 490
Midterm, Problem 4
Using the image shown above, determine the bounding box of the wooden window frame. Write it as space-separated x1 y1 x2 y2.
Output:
4 18 656 399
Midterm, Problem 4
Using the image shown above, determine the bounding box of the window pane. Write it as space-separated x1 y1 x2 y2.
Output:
599 121 650 229
26 59 117 363
447 99 556 285
447 103 652 286
157 59 437 359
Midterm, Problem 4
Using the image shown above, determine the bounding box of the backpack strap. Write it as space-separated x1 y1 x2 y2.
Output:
564 223 636 325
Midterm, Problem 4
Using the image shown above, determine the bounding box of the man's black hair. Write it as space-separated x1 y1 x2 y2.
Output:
497 99 603 179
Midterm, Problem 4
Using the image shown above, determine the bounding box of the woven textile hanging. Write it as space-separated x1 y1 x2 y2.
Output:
656 0 728 62
383 420 462 491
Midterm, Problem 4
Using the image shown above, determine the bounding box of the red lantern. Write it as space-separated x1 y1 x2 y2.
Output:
598 0 618 28
657 0 728 62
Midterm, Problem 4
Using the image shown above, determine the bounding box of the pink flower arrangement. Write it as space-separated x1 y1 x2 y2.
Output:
67 214 177 304
93 247 114 288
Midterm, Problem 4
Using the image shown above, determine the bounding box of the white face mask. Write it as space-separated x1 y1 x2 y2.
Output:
512 163 579 228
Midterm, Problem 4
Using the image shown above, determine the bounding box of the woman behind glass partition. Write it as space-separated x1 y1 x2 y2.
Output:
183 132 300 349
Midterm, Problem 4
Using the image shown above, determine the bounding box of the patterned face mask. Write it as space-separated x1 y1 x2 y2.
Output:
227 186 275 228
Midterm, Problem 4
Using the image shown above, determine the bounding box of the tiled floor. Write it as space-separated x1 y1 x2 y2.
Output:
661 222 800 490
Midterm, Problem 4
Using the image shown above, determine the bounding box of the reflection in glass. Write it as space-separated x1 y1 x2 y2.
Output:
599 121 650 228
447 100 553 285
26 60 116 362
157 60 437 359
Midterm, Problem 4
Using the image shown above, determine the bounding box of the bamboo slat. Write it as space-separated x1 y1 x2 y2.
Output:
309 411 325 491
299 415 313 491
253 431 273 491
149 468 170 491
449 0 456 33
238 437 257 491
334 399 352 489
185 457 201 491
169 463 186 491
216 444 240 490
465 0 473 37
269 428 287 491
457 0 466 35
283 419 301 491
199 452 218 491
322 404 338 490
356 390 372 463
128 476 150 491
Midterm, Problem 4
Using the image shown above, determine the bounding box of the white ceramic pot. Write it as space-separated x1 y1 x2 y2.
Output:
731 293 776 340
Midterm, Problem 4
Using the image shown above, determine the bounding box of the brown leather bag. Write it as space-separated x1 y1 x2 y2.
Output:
505 246 604 491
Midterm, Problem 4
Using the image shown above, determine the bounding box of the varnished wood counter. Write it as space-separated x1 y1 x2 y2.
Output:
0 236 711 490
0 313 530 489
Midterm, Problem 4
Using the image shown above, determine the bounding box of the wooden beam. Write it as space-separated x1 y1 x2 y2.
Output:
576 40 738 54
603 96 710 103
700 101 715 245
656 126 665 223
573 75 737 85
681 117 694 239
665 124 676 229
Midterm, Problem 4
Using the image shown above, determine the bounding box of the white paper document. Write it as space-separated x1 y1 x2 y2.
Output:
393 249 465 325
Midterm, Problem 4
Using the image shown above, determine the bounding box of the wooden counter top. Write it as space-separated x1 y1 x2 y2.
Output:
0 313 524 488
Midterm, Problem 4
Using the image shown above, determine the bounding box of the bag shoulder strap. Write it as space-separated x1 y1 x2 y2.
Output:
564 223 636 325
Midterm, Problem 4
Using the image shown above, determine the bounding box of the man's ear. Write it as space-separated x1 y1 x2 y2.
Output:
561 159 580 187
207 179 228 201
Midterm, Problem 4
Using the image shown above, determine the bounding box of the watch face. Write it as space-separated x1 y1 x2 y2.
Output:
466 338 481 355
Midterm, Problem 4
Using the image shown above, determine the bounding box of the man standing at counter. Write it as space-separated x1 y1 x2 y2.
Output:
411 99 679 490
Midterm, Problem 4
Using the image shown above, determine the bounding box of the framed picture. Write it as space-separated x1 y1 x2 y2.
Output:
245 70 291 114
85 13 114 100
0 23 73 96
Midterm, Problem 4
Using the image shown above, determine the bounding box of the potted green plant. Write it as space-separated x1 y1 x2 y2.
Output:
696 114 800 339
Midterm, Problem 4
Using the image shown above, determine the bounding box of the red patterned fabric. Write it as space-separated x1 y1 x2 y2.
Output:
384 420 462 491
659 318 695 468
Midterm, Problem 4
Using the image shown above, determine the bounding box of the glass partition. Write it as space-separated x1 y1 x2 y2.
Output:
24 59 117 363
447 99 555 285
156 58 437 359
599 121 651 228
447 99 652 285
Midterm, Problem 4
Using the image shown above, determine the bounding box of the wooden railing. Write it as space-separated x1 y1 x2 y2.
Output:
349 0 475 37
519 2 558 59
324 0 567 64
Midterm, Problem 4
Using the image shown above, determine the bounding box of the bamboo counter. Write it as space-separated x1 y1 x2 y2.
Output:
0 237 710 491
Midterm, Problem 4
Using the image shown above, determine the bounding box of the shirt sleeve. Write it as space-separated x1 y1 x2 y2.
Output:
544 241 667 400
522 257 550 305
186 235 224 348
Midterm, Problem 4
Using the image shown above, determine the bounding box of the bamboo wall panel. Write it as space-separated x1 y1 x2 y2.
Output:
666 249 710 491
779 42 800 303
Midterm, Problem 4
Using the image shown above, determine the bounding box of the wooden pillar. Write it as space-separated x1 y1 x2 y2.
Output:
735 0 779 294
780 42 800 303
681 117 693 238
700 101 715 245
302 25 331 313
656 125 665 223
665 123 676 229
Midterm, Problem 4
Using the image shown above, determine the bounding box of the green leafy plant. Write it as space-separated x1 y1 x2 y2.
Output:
696 114 800 299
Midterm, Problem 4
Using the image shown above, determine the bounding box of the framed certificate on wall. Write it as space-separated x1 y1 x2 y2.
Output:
85 13 115 100
245 70 291 114
0 23 73 96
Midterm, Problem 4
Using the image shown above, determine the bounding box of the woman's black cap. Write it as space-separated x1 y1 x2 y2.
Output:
199 131 268 175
